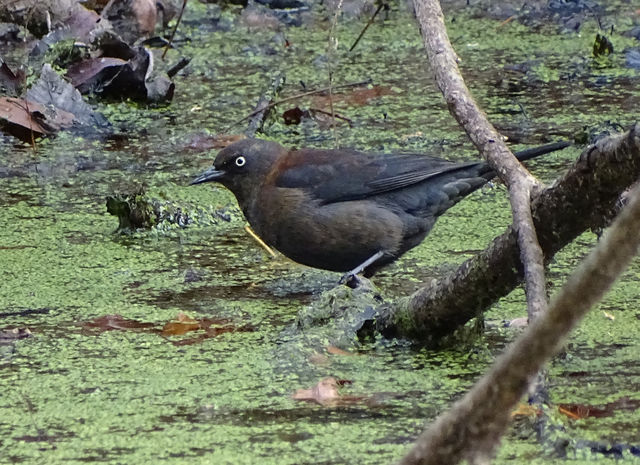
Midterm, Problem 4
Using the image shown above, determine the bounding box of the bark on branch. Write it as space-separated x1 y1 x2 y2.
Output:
413 0 548 319
397 131 640 465
371 124 640 344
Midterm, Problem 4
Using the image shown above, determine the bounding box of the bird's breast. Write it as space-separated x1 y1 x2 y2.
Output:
243 186 407 271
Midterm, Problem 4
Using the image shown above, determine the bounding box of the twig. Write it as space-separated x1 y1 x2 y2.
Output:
221 79 371 132
19 391 48 445
375 126 640 342
413 0 547 320
245 73 286 137
349 2 386 52
399 165 640 465
162 0 188 59
498 15 515 28
327 71 338 145
100 0 118 18
167 57 190 78
327 0 344 147
309 107 353 126
22 99 37 152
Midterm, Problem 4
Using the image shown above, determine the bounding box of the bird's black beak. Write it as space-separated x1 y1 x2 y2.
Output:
190 167 225 185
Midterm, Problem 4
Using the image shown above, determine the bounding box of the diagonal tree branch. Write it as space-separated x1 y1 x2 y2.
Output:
413 0 547 319
397 135 640 465
372 125 640 343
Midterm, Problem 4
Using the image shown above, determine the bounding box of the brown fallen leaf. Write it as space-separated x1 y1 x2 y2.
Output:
326 345 354 356
292 377 341 405
292 377 365 406
0 97 74 141
162 312 253 345
79 312 251 344
558 397 640 420
161 311 201 336
169 325 244 346
311 85 396 109
66 57 128 90
103 0 159 42
81 314 156 332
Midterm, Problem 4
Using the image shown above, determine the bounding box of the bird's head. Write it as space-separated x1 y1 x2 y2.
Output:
190 138 286 205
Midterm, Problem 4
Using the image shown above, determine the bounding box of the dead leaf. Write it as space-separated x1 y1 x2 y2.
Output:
282 107 306 125
558 397 640 420
326 345 354 356
311 85 396 109
66 57 128 89
26 64 107 129
63 4 105 40
292 377 341 405
0 97 74 141
103 0 159 43
81 314 156 332
79 312 250 344
162 312 253 345
292 377 365 406
161 311 201 336
0 62 26 97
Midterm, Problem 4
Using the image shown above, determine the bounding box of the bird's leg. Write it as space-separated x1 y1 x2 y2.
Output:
339 250 385 287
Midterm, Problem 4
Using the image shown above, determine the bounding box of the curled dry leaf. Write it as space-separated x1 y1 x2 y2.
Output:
0 97 74 141
292 377 365 406
292 377 341 405
66 57 129 90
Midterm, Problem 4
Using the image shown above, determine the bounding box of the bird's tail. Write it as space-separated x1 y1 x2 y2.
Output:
514 140 571 162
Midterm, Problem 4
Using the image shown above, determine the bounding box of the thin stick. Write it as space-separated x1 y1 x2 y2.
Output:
21 99 37 152
327 0 344 147
221 79 371 132
349 2 386 52
328 70 338 145
162 0 188 60
309 107 353 125
245 73 285 137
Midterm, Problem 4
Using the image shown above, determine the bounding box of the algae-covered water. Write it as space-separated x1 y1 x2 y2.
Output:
1 2 640 464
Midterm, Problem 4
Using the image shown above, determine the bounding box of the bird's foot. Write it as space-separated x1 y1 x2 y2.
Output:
339 251 384 288
338 272 362 289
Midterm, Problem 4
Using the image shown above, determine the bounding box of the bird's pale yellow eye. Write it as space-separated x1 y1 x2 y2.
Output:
235 156 246 167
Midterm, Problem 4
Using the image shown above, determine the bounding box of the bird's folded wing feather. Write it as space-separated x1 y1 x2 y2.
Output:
274 149 483 204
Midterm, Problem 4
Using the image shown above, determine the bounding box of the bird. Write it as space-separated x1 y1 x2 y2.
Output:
191 138 568 281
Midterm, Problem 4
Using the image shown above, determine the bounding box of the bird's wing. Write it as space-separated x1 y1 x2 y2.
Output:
273 149 485 204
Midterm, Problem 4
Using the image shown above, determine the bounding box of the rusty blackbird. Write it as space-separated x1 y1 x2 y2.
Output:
191 138 568 278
